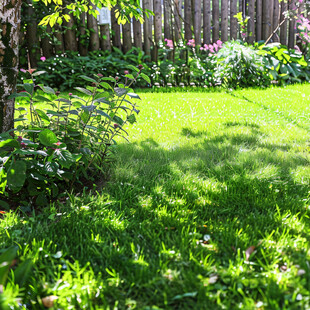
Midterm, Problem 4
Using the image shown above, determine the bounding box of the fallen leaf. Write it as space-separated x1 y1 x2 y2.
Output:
245 246 255 261
42 295 58 308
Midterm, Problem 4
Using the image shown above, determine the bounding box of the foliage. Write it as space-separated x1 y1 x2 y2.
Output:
1 66 147 207
19 48 151 91
215 41 271 89
258 43 310 85
234 12 250 41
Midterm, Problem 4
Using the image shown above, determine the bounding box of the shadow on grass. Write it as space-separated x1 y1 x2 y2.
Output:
3 123 310 308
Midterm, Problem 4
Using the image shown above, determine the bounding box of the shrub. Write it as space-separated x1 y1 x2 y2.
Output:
215 41 271 89
257 42 310 85
0 66 149 207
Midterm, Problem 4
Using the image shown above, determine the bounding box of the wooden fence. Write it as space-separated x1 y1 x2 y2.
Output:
23 0 302 68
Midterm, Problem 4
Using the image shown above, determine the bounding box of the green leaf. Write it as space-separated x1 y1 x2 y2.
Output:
23 83 34 95
127 92 141 99
127 65 139 72
32 71 46 77
0 139 20 149
8 92 30 99
36 109 50 122
115 87 128 97
140 73 151 84
57 150 75 168
39 129 58 146
113 115 124 125
96 110 111 120
40 85 55 95
80 75 97 84
7 160 27 191
75 87 93 96
125 74 135 80
100 82 112 90
127 114 136 124
0 246 18 285
80 110 90 124
33 95 52 103
14 259 33 287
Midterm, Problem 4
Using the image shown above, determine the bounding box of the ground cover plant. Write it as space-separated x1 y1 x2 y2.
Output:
1 84 310 308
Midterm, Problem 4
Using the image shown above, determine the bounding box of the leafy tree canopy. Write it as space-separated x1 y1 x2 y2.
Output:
36 0 152 27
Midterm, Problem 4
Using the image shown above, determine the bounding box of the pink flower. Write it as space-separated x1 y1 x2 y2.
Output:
241 32 247 37
55 141 61 146
40 56 46 61
216 40 223 47
69 93 73 96
165 39 173 49
124 70 129 75
200 47 204 50
294 45 301 52
20 68 27 73
213 43 218 52
97 73 103 77
187 39 195 47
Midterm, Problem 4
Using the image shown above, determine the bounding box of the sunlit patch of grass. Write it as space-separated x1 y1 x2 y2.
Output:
2 84 310 308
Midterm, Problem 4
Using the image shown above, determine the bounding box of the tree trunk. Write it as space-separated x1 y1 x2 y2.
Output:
100 24 111 51
221 0 228 42
153 0 162 61
111 7 121 49
133 18 143 49
87 8 100 51
184 0 192 40
193 0 202 45
230 0 238 40
212 0 219 42
279 1 287 45
63 12 78 51
78 12 88 56
143 0 152 56
248 0 255 43
203 0 211 44
25 0 39 68
122 22 132 53
256 0 262 41
0 0 22 133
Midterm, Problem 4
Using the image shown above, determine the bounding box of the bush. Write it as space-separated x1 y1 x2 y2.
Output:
215 41 271 89
0 66 149 207
257 42 310 85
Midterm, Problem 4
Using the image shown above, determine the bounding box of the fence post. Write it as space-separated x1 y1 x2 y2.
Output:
230 0 238 40
174 0 182 42
279 1 287 45
184 0 192 40
248 0 255 43
143 0 153 56
203 0 211 44
122 22 133 53
194 0 202 45
212 0 220 42
256 0 262 41
133 18 143 49
153 0 162 61
111 8 122 49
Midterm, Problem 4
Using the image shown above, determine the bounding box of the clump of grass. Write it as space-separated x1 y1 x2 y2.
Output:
1 84 310 309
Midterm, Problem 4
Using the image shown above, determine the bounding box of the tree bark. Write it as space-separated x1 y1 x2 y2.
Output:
174 0 182 42
212 0 219 42
41 25 53 58
25 0 39 68
203 0 211 44
54 24 65 54
230 0 237 40
0 0 22 133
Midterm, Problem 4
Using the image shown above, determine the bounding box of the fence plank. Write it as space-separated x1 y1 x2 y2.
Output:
230 0 238 40
143 0 152 56
153 0 162 60
133 18 143 49
248 0 255 43
256 0 262 41
184 0 192 40
122 22 133 53
272 0 280 42
262 0 271 40
212 0 220 42
174 0 182 42
63 14 77 52
111 8 122 49
221 0 228 42
78 12 87 56
279 1 287 45
100 24 111 51
194 0 202 45
87 9 100 51
164 0 172 39
203 0 211 44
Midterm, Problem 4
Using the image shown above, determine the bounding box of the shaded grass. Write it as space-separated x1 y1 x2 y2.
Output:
1 84 310 309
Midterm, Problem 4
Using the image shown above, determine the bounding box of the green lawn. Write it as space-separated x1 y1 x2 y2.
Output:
1 84 310 309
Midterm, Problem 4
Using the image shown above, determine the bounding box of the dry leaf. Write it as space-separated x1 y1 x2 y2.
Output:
42 295 58 308
245 246 255 261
